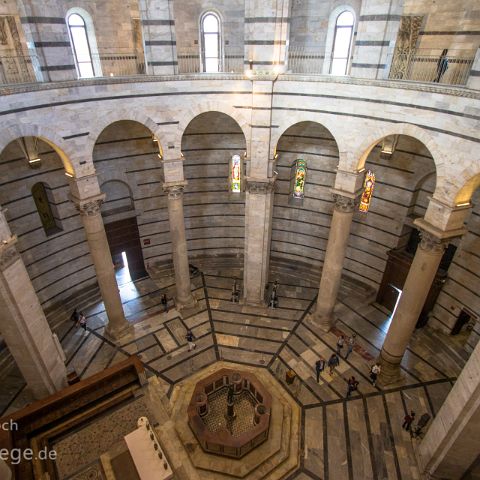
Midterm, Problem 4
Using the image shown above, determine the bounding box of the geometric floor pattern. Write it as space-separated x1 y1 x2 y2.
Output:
0 259 469 480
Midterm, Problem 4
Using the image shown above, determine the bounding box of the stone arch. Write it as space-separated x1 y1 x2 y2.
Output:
175 101 250 155
88 111 165 161
272 116 342 160
354 122 444 180
454 172 480 206
0 122 76 175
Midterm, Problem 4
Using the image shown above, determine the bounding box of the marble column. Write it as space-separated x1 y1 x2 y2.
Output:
0 208 67 399
163 182 196 309
243 177 275 305
417 338 480 479
379 229 448 384
312 193 356 330
72 194 131 339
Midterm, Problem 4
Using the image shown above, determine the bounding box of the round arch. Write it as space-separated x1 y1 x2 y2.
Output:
88 111 165 160
272 117 342 160
0 122 77 175
454 172 480 206
175 101 250 155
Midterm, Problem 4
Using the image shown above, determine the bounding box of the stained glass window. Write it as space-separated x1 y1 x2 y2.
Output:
359 170 375 212
292 159 307 199
231 154 241 192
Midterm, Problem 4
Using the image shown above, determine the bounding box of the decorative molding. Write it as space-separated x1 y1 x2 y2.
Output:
245 177 276 194
74 196 105 217
163 183 185 199
419 230 448 254
333 193 355 213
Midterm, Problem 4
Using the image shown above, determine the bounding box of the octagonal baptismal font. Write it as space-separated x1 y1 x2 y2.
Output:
187 368 272 458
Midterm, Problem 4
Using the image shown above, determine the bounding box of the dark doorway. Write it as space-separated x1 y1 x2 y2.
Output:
105 217 148 281
451 309 472 336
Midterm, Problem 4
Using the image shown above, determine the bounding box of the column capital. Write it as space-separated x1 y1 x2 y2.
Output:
163 181 188 199
332 192 356 213
245 177 276 194
70 193 106 217
414 217 466 253
418 230 449 254
0 235 19 271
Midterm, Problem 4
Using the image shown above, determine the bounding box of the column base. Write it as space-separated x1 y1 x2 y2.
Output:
175 293 197 312
378 354 404 386
105 320 133 342
308 312 335 332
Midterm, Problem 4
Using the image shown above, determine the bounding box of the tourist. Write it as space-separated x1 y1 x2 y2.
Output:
70 308 79 324
434 49 449 83
328 353 339 375
402 411 416 431
345 333 356 359
336 335 345 356
346 376 359 398
370 363 381 386
161 293 168 313
315 357 325 382
77 311 87 336
186 330 196 351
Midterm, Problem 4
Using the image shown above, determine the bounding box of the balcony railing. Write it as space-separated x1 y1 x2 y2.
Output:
93 52 146 77
287 46 326 74
177 46 244 74
389 49 475 86
0 52 41 85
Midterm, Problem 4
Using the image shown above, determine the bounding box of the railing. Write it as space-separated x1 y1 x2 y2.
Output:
93 52 146 77
287 46 326 74
177 45 244 74
389 49 475 86
0 52 41 85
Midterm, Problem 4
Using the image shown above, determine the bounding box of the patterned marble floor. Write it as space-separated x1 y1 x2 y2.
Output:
0 260 469 480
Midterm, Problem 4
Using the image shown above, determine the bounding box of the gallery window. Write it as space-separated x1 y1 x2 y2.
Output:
32 183 62 236
330 10 355 75
201 12 221 72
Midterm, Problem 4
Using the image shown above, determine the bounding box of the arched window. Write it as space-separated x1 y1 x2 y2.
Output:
32 183 62 236
201 12 221 72
330 11 355 75
289 159 307 205
67 13 95 78
231 154 241 192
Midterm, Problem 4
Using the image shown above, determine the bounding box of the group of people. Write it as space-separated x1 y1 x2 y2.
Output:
402 410 431 438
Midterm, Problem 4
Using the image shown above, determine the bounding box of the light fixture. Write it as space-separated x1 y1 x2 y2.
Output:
274 153 278 160
243 151 247 158
28 157 41 168
152 135 158 144
456 202 470 207
180 152 184 158
157 153 163 160
65 171 74 178
381 135 398 155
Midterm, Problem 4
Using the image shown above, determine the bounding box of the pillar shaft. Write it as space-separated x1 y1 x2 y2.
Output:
0 209 66 399
379 230 446 384
243 178 275 305
418 338 480 479
73 195 130 339
163 182 195 309
313 193 355 329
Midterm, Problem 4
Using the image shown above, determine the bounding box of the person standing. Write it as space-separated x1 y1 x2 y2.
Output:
346 376 359 398
345 333 356 359
186 330 196 351
315 357 325 383
328 353 340 375
370 363 381 386
161 293 168 313
70 308 80 324
402 411 416 431
434 49 449 83
336 335 345 356
77 311 87 336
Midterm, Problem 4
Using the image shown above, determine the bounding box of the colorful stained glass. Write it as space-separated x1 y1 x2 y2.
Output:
359 170 375 212
231 154 241 192
293 159 307 199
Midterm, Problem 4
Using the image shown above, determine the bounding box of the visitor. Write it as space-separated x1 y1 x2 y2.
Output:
336 335 345 356
370 363 381 386
70 308 79 324
186 330 196 351
315 357 325 382
77 311 87 336
231 281 239 303
411 413 431 438
434 49 449 83
161 293 168 313
346 376 359 398
328 353 339 375
345 333 356 359
402 411 416 431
